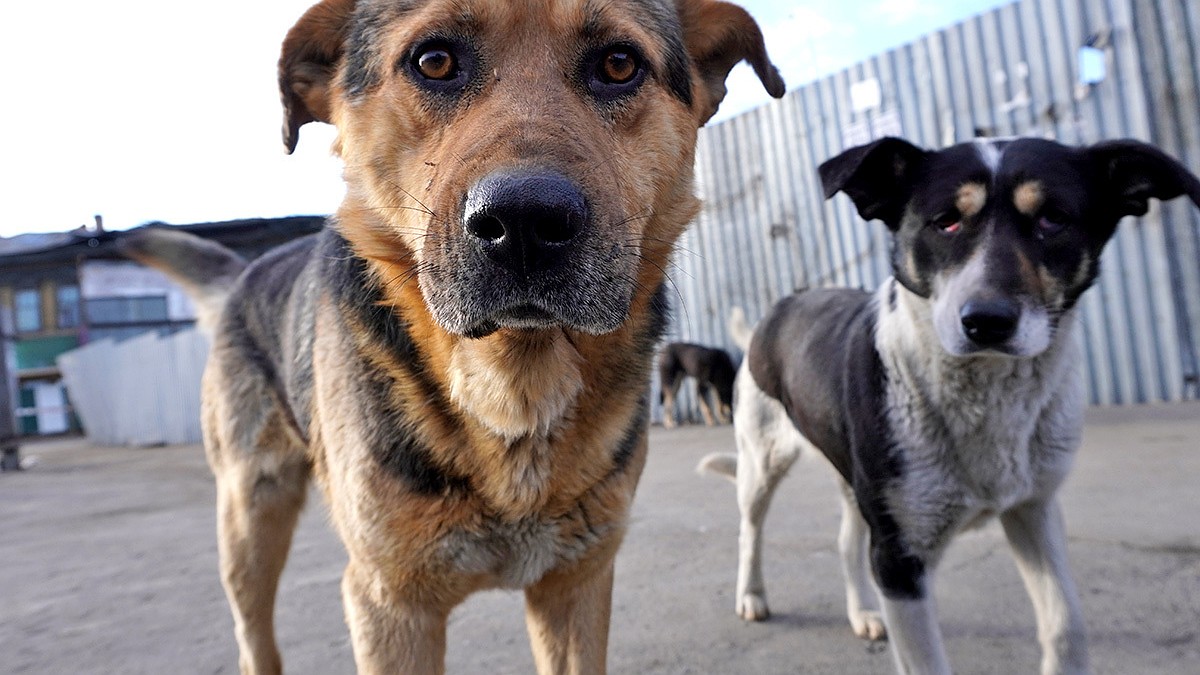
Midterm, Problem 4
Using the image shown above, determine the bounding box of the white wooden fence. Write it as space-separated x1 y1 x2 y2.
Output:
58 329 208 446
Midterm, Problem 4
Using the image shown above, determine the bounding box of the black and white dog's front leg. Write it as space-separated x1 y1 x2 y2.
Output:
871 534 951 675
880 592 951 675
836 481 886 640
1000 498 1089 675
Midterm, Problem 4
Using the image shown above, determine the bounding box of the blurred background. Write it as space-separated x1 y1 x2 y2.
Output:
1 0 1197 445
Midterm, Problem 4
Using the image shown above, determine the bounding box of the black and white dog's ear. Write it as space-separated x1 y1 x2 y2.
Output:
818 137 929 229
1087 140 1200 218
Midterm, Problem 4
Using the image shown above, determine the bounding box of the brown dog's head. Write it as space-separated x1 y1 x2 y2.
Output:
280 0 784 338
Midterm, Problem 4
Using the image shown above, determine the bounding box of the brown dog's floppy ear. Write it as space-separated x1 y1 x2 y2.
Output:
279 0 357 154
1087 140 1200 218
818 137 929 229
677 0 786 125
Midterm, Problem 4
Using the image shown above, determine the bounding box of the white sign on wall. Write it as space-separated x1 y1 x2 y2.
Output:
79 261 197 321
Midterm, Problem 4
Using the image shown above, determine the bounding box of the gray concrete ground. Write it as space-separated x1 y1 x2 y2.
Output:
2 403 1198 674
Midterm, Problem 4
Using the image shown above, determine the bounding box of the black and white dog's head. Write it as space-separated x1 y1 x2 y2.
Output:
820 137 1200 357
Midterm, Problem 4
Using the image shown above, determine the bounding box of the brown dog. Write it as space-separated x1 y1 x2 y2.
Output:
123 1 782 673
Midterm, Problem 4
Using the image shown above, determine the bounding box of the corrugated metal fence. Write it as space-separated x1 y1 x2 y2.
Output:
58 329 208 446
667 0 1200 408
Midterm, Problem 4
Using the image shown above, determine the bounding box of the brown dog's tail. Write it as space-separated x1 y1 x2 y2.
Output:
697 452 737 483
118 228 247 334
728 307 755 351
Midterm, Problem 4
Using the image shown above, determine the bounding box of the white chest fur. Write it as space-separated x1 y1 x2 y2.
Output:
874 283 1084 557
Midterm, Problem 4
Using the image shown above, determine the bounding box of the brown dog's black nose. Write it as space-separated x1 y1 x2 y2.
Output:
960 298 1020 347
463 170 587 275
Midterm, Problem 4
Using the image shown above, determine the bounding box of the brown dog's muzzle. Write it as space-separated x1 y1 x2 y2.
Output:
463 169 588 277
420 164 635 340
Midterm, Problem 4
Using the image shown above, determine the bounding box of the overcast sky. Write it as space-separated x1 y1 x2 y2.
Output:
0 0 1008 237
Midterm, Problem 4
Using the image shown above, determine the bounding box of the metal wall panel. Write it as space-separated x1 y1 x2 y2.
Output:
663 0 1200 412
58 329 208 446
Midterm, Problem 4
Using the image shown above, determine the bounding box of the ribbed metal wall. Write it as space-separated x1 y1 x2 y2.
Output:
666 0 1200 407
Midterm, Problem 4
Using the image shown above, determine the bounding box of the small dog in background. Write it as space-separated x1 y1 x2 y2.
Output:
702 135 1200 674
658 342 736 428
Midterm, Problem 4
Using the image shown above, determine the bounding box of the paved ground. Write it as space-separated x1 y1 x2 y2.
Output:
2 402 1198 674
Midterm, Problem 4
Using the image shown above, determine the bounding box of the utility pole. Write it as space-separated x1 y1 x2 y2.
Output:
0 307 19 471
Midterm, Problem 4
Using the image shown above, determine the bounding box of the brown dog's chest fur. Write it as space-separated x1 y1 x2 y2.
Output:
300 229 662 603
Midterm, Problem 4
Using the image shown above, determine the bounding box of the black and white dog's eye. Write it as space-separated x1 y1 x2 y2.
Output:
931 211 962 235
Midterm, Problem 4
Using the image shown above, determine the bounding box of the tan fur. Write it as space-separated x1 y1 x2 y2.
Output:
189 1 782 674
448 331 584 442
955 182 988 219
1013 179 1045 216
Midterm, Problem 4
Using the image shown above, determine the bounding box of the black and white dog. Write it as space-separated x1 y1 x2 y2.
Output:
700 136 1200 674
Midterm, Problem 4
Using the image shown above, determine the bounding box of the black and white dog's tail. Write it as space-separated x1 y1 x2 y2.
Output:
697 305 759 481
696 299 758 478
118 228 247 334
728 306 755 351
697 452 738 482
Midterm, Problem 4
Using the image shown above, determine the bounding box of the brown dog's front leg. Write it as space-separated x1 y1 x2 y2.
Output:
342 563 451 675
524 556 616 675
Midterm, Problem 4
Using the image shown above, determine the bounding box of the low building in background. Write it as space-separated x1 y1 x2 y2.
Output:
0 215 324 437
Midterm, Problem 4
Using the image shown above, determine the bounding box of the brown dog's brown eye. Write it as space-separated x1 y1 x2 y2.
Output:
587 44 646 101
600 50 638 84
416 48 456 80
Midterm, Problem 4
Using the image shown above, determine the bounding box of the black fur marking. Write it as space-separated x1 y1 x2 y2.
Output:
323 232 450 414
636 1 694 107
370 404 472 496
641 282 672 351
841 307 924 600
870 534 926 600
609 395 649 476
606 282 669 477
344 1 418 96
319 230 472 496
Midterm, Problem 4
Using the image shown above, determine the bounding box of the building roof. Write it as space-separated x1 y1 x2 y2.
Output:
0 216 327 271
0 230 90 257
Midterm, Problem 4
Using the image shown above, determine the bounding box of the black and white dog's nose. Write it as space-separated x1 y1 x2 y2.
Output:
463 170 587 275
960 298 1020 347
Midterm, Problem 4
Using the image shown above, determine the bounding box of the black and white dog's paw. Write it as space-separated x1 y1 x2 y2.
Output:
737 592 770 621
849 608 887 641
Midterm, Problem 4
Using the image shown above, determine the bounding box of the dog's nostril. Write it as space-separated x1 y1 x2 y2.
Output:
960 299 1020 346
467 215 506 242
